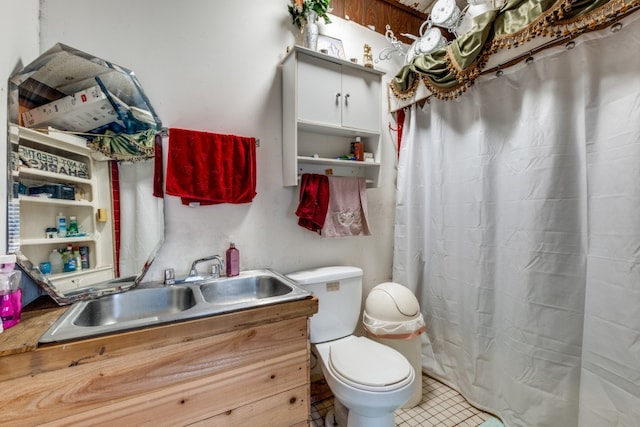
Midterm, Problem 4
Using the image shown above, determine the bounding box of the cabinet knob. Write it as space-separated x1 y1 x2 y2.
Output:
344 93 350 106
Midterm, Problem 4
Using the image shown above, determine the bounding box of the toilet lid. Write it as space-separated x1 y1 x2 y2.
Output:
328 337 413 390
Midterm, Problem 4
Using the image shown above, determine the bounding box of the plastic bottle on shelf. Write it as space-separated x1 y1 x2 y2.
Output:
353 136 364 161
79 246 90 270
56 213 67 238
68 216 78 236
350 136 364 161
49 249 63 274
225 242 240 277
63 244 76 272
73 246 82 271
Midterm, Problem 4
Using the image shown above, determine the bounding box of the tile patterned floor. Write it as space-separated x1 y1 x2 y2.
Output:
311 374 497 427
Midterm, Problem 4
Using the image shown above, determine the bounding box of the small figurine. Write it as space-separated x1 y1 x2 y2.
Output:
363 44 373 68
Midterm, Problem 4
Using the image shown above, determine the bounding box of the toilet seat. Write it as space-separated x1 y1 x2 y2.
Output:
328 336 413 392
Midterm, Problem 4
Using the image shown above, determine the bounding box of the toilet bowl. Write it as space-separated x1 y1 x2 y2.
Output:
315 335 415 427
286 266 415 427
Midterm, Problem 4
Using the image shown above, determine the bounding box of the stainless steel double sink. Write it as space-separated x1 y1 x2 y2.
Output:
40 269 311 343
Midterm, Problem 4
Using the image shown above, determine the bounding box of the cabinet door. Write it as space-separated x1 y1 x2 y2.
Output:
297 55 342 127
341 67 381 132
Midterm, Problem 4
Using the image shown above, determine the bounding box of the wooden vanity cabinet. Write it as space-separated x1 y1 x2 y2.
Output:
0 297 318 427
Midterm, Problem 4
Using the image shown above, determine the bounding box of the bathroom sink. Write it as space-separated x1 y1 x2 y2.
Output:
73 286 196 327
39 269 312 343
200 274 293 305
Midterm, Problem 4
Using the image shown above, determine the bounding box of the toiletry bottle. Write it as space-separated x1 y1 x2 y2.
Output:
0 255 18 330
63 244 76 272
353 136 364 161
49 249 63 274
56 212 67 238
61 248 69 272
225 242 240 277
68 216 78 236
45 227 57 239
73 246 82 271
0 270 23 329
79 246 90 270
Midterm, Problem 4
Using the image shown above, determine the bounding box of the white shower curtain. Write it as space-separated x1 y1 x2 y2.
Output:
393 16 640 427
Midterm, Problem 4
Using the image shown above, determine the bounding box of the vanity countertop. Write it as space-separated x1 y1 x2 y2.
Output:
0 299 68 356
0 294 318 357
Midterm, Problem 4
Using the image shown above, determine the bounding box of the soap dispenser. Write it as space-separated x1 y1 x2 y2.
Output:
225 242 240 277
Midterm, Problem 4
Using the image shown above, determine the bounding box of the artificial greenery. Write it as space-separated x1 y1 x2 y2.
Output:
288 0 332 29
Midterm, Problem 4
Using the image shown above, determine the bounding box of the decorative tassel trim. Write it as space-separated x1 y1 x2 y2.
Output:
489 0 574 53
446 44 465 75
388 76 421 101
87 129 157 162
552 0 640 35
420 74 475 100
445 48 482 85
390 0 640 104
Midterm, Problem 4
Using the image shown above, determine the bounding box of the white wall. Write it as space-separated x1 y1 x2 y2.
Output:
34 0 404 294
0 0 40 255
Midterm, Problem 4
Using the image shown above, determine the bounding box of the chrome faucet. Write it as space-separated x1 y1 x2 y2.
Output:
189 255 225 279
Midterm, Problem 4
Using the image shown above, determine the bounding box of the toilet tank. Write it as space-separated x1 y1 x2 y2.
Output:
287 266 363 344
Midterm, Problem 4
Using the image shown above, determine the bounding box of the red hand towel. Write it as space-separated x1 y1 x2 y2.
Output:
165 128 257 205
295 173 329 233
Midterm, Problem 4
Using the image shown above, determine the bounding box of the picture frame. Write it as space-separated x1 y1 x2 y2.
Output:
317 35 346 60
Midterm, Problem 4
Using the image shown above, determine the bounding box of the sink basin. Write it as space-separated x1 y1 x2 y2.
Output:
73 286 196 327
39 269 311 343
200 275 292 305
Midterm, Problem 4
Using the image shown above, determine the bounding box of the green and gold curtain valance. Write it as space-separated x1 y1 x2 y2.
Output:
390 0 640 101
88 128 157 162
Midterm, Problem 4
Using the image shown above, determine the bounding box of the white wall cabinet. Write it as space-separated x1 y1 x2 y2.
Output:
9 124 114 291
282 46 384 187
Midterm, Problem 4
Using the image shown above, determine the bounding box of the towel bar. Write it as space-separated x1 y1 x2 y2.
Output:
159 127 260 147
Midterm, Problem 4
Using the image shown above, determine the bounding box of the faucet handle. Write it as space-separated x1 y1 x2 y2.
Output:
164 268 175 285
211 264 221 278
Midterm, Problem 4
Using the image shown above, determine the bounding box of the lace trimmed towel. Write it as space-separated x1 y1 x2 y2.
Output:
321 176 370 237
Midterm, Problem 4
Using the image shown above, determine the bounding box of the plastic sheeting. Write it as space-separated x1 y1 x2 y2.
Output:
392 13 640 427
117 160 164 278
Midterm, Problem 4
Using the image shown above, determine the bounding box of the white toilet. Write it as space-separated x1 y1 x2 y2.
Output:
287 266 415 427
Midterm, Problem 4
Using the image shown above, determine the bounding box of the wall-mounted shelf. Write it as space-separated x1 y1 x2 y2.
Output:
17 168 92 187
20 235 97 246
282 46 384 188
17 196 94 208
